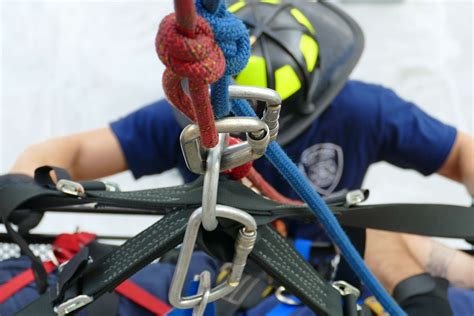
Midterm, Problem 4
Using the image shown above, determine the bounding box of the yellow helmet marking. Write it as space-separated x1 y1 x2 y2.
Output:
228 1 245 13
275 65 301 100
235 55 268 88
260 0 280 4
300 34 319 72
290 8 315 35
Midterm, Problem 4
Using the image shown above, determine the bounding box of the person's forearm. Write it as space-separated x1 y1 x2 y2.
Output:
402 234 474 288
439 131 474 196
10 128 128 180
458 132 474 195
10 137 81 178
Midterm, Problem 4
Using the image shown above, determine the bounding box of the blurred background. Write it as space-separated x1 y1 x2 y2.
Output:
1 0 473 247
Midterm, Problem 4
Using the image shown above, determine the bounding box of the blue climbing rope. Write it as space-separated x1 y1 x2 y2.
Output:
195 0 250 118
196 1 406 315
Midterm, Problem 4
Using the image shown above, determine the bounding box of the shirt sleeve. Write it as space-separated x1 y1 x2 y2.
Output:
374 85 457 175
110 99 182 179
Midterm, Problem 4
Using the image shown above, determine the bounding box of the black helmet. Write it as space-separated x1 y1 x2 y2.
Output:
230 0 364 145
172 0 364 145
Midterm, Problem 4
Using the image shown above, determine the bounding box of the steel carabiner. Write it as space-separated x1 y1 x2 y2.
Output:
169 205 257 310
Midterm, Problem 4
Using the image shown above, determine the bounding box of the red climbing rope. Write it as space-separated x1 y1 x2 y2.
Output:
246 167 303 206
174 0 197 38
223 137 253 180
156 2 225 148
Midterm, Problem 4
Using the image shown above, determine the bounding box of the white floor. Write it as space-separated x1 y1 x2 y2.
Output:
1 0 473 248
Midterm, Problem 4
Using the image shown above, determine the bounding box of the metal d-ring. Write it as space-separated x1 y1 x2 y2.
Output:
169 205 257 310
202 133 227 231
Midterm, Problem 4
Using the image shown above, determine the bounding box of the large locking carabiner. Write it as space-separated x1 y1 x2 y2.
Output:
180 85 281 175
169 205 257 310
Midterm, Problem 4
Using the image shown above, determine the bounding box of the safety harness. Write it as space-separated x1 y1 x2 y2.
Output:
2 1 473 315
1 169 473 315
0 232 173 315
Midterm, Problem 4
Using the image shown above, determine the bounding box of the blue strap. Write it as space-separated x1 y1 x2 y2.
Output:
294 239 312 262
196 2 405 315
266 304 299 316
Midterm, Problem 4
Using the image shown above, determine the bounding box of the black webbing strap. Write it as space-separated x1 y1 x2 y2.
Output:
16 209 192 316
6 175 473 239
34 166 71 188
334 204 474 239
17 212 343 315
0 184 64 293
247 225 343 315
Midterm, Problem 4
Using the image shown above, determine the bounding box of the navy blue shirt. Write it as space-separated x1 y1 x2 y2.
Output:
111 80 456 200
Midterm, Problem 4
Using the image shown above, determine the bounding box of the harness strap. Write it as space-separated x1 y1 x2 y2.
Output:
334 204 474 239
16 212 343 315
0 184 62 293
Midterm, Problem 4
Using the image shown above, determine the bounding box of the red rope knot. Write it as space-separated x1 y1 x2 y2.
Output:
157 14 225 148
223 137 253 180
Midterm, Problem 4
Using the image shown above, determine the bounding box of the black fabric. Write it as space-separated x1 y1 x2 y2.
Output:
334 203 474 239
34 166 71 188
342 293 358 316
79 181 107 191
215 262 271 316
249 225 343 315
16 213 342 316
5 175 473 239
335 227 366 288
393 273 453 316
53 247 91 303
86 292 120 316
0 182 60 294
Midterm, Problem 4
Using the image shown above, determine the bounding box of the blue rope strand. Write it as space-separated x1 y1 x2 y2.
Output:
232 101 406 316
196 1 405 314
195 0 250 118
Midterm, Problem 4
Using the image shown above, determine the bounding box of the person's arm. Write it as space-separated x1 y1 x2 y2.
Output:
10 127 127 180
401 233 474 288
437 131 474 195
397 131 474 288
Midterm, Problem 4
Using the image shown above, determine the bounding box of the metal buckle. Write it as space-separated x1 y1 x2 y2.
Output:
332 280 361 298
56 180 85 197
275 286 302 306
202 133 227 231
55 295 93 316
180 85 281 175
345 189 368 207
100 180 121 192
169 205 257 309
